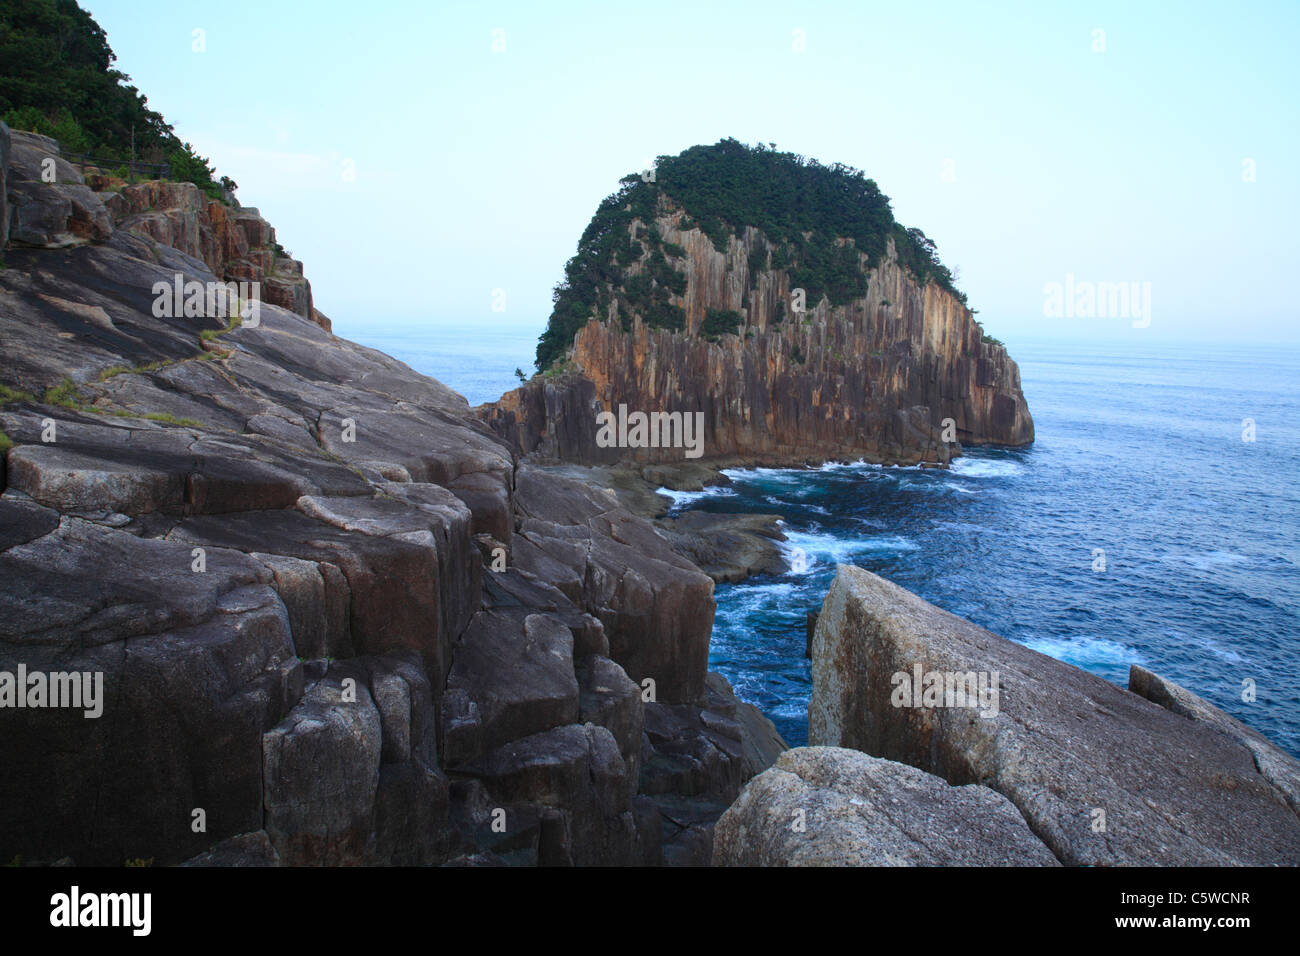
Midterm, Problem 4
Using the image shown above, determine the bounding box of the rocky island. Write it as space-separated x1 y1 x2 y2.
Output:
483 139 1033 469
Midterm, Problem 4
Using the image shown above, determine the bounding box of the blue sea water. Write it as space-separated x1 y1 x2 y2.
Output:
337 323 541 407
345 325 1300 757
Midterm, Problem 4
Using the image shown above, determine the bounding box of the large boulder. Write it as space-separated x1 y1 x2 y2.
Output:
4 131 111 248
809 564 1300 865
713 747 1059 866
455 722 639 866
262 667 383 865
443 610 580 763
170 508 451 692
655 510 788 583
7 178 77 248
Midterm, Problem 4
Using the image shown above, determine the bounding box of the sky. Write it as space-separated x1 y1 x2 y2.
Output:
82 0 1300 350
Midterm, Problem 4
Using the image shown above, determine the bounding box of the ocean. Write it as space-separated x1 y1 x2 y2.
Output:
342 323 1300 758
337 324 542 408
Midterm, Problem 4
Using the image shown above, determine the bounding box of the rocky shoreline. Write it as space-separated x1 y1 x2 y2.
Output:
4 121 1295 867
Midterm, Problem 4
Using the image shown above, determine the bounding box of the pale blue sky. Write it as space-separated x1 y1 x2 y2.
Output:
83 0 1299 346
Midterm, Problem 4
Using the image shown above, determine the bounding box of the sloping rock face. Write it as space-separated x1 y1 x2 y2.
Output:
483 201 1032 467
0 124 784 867
1129 665 1300 817
807 565 1300 865
0 121 11 249
713 747 1058 866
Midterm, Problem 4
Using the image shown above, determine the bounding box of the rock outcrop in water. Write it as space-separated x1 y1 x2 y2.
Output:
765 564 1300 866
483 140 1033 468
0 123 786 867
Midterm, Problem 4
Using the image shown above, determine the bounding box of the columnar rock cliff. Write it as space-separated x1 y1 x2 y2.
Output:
0 124 785 867
484 143 1033 467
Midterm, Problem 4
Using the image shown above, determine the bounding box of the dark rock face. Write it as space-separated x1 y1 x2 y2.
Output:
0 133 785 866
180 830 281 866
0 122 9 248
445 610 581 757
482 207 1033 467
0 511 302 865
513 466 716 705
807 565 1300 865
262 668 385 866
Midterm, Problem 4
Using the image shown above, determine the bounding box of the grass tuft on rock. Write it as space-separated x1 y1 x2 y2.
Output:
43 377 84 409
0 384 36 406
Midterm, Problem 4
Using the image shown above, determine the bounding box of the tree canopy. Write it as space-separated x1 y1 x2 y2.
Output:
0 0 226 198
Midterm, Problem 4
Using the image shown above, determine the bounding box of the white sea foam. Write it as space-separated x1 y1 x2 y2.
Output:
766 700 812 720
719 466 805 485
816 458 878 473
714 581 803 620
1182 550 1249 571
1197 635 1247 664
950 458 1024 479
760 495 831 514
1023 635 1142 668
779 528 919 573
655 485 736 509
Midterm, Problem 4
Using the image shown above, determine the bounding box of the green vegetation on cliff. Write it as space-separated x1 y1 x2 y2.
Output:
700 308 743 341
0 0 229 199
537 138 966 370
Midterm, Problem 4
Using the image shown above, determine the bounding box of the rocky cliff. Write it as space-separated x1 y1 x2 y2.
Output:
0 123 786 867
719 565 1300 866
3 130 326 331
483 141 1033 467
